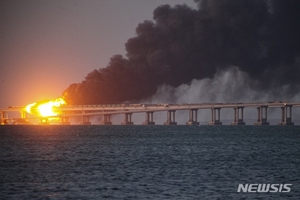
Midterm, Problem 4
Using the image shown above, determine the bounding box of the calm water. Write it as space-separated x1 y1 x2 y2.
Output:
0 125 299 199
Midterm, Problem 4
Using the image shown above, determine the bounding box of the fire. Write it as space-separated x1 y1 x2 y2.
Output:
25 98 66 117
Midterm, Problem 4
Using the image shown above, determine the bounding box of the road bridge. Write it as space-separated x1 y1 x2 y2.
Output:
1 102 300 125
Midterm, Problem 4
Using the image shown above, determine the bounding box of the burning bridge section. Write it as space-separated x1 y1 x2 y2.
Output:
0 102 299 125
0 98 66 125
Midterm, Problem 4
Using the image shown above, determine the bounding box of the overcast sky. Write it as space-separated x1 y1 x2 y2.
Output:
0 0 197 107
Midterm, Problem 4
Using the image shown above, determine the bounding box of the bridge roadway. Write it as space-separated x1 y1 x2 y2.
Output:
1 102 300 125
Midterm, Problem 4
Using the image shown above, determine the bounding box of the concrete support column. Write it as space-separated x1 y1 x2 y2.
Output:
241 108 244 121
259 107 263 121
278 105 294 125
257 107 261 122
186 109 199 125
0 111 7 125
255 106 269 125
60 117 70 125
172 111 175 122
231 107 245 125
143 112 155 125
234 108 237 123
0 111 6 120
60 111 70 125
80 116 91 125
100 114 112 125
150 112 154 122
209 108 222 125
104 114 111 123
164 110 177 125
264 107 268 121
121 113 133 125
20 111 27 118
289 106 292 123
280 107 284 122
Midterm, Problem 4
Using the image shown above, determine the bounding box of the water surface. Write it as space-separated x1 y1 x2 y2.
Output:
0 125 299 199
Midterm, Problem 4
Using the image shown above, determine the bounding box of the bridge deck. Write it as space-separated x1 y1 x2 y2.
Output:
1 102 300 125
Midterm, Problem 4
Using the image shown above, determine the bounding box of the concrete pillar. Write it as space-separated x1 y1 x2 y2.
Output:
0 111 5 120
80 116 91 125
255 106 269 125
258 107 261 122
288 106 292 122
0 111 7 125
143 112 155 125
60 117 70 125
259 107 264 122
278 105 294 125
164 110 177 125
186 109 199 125
121 113 134 125
231 107 245 125
20 111 27 118
100 114 112 125
60 111 70 125
167 111 170 122
283 107 286 122
150 112 154 122
172 111 175 122
264 107 267 121
232 107 237 125
209 108 222 125
241 108 244 121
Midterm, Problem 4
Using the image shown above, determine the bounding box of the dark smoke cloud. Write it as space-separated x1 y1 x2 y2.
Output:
63 0 300 104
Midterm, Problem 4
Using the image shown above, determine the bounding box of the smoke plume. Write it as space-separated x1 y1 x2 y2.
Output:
63 0 300 104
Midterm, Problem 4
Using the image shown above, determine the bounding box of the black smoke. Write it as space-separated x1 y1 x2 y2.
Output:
63 0 300 104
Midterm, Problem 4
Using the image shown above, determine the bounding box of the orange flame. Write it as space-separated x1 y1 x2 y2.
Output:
25 98 66 117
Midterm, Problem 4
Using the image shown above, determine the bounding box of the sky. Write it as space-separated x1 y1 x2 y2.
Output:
0 0 197 108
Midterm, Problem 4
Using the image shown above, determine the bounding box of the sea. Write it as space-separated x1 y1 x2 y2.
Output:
0 125 299 200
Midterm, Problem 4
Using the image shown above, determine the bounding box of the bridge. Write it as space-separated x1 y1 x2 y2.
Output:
1 101 300 125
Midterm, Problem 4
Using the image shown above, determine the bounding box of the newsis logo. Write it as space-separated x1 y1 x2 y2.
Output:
237 184 292 193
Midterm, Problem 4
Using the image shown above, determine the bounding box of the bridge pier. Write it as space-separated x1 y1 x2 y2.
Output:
121 113 134 125
80 116 91 125
164 110 177 125
186 109 199 125
100 114 112 125
60 117 70 125
254 106 269 125
143 112 155 125
59 111 70 125
20 110 27 118
0 111 7 125
231 107 245 125
278 105 294 125
208 108 222 125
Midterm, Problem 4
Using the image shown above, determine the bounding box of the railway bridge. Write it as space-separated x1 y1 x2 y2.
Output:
1 101 300 125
